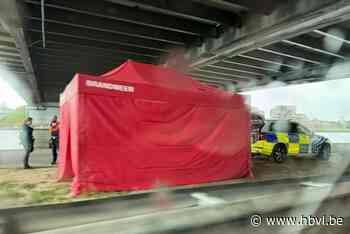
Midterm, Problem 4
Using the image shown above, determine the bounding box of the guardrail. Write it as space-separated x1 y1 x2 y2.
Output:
0 174 349 234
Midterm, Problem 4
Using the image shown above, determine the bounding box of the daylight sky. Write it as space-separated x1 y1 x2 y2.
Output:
0 76 26 109
0 70 349 120
242 78 350 121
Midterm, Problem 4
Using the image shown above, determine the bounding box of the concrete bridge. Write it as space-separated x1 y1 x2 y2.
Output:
1 0 350 106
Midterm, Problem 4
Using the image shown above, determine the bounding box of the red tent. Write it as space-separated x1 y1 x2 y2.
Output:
59 60 252 195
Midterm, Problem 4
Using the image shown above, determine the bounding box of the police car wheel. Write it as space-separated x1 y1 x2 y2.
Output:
318 144 330 161
272 144 287 163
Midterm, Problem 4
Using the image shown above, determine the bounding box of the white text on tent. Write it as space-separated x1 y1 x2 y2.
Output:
86 80 134 93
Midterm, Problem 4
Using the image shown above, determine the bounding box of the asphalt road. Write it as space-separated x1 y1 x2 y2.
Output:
0 149 54 168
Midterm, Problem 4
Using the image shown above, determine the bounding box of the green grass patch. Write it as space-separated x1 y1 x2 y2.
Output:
0 169 131 207
316 128 350 133
0 181 26 199
0 106 26 128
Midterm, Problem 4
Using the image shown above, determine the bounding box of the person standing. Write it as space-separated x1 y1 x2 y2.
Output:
49 115 59 165
20 117 34 169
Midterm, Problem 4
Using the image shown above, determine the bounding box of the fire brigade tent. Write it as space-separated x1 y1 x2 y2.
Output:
59 60 251 195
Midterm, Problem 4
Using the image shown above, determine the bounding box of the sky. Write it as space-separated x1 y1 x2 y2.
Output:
0 76 26 109
0 69 349 120
241 78 350 121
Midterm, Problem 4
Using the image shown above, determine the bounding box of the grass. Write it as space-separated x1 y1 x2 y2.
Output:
316 128 350 133
0 168 127 208
0 106 26 128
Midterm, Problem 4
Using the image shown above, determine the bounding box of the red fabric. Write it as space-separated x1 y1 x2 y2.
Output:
59 61 252 195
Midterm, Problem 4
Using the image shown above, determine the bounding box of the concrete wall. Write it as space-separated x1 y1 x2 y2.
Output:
26 103 59 128
0 128 50 150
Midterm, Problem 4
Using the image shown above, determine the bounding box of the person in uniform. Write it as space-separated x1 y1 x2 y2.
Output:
49 115 59 165
20 117 34 169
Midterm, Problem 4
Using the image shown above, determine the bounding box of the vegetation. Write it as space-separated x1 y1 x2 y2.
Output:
315 128 350 133
0 168 127 208
0 106 26 128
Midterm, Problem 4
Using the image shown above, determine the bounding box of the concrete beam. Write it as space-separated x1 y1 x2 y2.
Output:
0 0 42 104
213 61 278 75
282 35 346 59
29 34 162 58
27 4 197 46
277 58 350 82
188 0 350 69
191 0 248 13
28 21 172 53
30 45 156 64
0 48 20 57
262 43 331 65
0 32 14 43
193 66 261 80
193 0 281 15
25 0 216 37
104 0 238 25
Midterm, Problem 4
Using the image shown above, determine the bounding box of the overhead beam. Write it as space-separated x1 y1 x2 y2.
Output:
0 47 20 56
35 64 118 75
206 64 265 76
220 59 281 73
192 77 228 86
0 40 17 49
104 0 237 25
0 50 21 58
30 44 156 63
283 40 345 59
31 52 132 65
314 29 350 46
213 61 276 75
25 0 216 37
0 60 24 67
238 53 300 69
262 43 330 65
0 56 23 63
28 29 165 55
188 0 350 69
0 64 26 72
0 45 18 53
26 4 197 46
188 73 239 82
0 32 14 43
191 0 248 13
28 21 172 53
193 0 280 15
194 67 255 80
194 66 262 80
36 66 106 75
30 39 158 60
276 58 350 82
189 70 251 82
28 34 161 58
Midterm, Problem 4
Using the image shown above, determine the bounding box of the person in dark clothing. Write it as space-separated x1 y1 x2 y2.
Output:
19 117 34 169
49 115 59 165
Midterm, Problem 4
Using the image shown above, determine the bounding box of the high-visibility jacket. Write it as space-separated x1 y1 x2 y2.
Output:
49 121 59 137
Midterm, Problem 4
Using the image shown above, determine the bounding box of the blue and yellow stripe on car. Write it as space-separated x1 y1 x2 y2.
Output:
251 132 311 156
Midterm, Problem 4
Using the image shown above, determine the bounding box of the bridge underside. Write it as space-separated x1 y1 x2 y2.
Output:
1 0 350 104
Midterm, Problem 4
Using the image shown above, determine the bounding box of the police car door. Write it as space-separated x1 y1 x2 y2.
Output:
287 122 299 155
297 124 311 155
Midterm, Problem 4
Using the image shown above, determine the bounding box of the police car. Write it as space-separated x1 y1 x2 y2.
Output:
251 120 331 163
